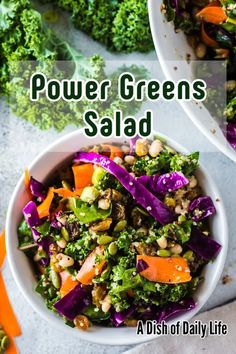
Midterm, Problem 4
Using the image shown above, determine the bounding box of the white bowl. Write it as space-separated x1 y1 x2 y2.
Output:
148 0 236 162
6 130 228 346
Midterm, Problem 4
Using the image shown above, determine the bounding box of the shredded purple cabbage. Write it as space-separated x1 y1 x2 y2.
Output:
156 298 196 323
156 172 189 194
137 174 161 196
136 259 149 273
110 306 136 327
189 196 216 221
29 177 46 202
22 201 41 241
50 219 62 230
38 236 54 266
171 0 180 15
187 227 221 261
54 283 90 321
138 172 188 196
227 123 236 149
129 135 140 155
74 152 176 225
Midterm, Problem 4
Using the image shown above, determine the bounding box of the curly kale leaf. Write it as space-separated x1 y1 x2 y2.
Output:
112 0 153 52
115 228 136 252
170 152 199 176
35 272 59 310
40 0 153 53
64 231 94 260
158 220 193 244
132 149 173 176
18 219 34 248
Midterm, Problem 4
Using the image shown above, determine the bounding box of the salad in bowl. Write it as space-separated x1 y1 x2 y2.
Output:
161 0 236 148
148 0 236 161
17 136 222 331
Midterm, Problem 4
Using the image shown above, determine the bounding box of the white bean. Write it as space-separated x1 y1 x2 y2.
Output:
121 145 130 154
57 253 74 268
170 244 182 255
98 198 111 210
189 176 197 188
113 157 123 165
149 139 163 157
101 295 111 313
157 236 167 249
124 155 136 165
57 239 67 249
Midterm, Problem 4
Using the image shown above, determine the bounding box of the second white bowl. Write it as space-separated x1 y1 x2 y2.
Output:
148 0 236 162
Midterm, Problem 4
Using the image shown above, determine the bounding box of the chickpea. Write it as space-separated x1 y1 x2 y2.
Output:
135 139 149 157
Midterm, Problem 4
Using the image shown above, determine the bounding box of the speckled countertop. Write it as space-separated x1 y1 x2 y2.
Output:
0 11 236 353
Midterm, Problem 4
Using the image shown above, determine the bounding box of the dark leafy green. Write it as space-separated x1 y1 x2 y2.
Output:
69 197 112 224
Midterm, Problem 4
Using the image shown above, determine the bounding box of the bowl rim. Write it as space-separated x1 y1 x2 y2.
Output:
6 129 228 346
148 0 236 163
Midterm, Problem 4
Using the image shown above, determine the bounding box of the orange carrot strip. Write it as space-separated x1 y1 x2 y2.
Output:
53 188 83 199
77 246 106 285
201 23 218 48
60 272 78 297
37 187 54 219
101 144 124 160
0 273 21 337
0 231 6 269
24 168 30 190
24 168 32 200
197 6 227 24
6 338 18 354
72 164 94 190
0 232 21 353
137 255 192 284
